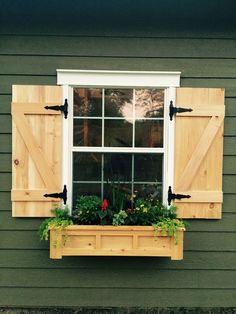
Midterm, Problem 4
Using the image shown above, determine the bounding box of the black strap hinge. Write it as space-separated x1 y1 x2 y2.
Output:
45 99 68 119
168 186 191 205
169 100 193 121
44 185 67 205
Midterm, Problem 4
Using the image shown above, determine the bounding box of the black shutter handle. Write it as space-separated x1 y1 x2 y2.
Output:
45 99 68 119
168 186 191 205
169 101 193 121
44 185 67 205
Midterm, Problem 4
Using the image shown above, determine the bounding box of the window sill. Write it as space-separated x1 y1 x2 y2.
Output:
49 225 185 260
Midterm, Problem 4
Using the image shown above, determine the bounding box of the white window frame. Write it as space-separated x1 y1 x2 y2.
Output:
57 69 181 210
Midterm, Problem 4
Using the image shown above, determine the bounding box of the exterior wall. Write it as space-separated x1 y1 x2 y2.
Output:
0 15 236 308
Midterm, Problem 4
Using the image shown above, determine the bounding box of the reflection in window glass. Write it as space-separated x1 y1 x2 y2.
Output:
73 153 101 181
104 153 132 182
135 120 163 147
105 89 133 118
104 119 132 147
135 89 164 118
74 88 102 117
73 119 102 146
134 154 163 181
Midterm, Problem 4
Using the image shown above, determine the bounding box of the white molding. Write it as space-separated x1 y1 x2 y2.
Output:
57 69 181 87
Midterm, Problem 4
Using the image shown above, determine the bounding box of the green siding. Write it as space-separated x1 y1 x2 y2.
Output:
0 18 236 309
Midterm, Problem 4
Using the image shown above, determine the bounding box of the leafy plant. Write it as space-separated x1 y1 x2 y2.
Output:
112 210 128 226
153 218 185 244
74 195 113 225
39 207 73 247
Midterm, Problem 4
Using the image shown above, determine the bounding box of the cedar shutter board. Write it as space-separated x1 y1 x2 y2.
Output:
174 88 225 219
11 85 62 217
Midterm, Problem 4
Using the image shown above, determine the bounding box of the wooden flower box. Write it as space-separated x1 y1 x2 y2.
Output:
50 225 185 260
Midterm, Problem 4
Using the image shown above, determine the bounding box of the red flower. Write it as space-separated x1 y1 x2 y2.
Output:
101 199 108 212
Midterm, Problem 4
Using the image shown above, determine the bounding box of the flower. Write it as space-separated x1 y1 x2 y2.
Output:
101 199 108 212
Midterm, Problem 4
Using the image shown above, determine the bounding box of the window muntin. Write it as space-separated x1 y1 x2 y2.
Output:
72 87 166 207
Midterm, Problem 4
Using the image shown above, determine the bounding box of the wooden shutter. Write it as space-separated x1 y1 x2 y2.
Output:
174 88 225 219
11 85 62 217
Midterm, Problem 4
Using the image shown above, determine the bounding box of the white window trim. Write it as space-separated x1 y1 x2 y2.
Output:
57 69 180 210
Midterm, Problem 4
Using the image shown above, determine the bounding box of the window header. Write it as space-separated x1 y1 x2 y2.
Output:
57 69 181 87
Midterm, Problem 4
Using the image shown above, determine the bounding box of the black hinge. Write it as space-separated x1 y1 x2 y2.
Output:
168 186 191 205
44 185 67 205
45 99 68 119
169 100 193 121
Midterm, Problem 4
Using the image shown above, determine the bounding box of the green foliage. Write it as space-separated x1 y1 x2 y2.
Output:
106 182 130 212
39 207 73 242
112 210 128 226
153 218 186 244
74 195 113 225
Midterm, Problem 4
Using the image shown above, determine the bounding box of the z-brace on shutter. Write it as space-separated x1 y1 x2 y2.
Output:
11 85 62 217
174 88 225 219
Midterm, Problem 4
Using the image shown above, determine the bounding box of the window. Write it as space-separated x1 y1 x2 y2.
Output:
58 70 181 209
11 72 224 219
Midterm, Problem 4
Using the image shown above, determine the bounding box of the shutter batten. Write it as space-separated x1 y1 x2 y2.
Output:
11 85 62 217
174 88 225 219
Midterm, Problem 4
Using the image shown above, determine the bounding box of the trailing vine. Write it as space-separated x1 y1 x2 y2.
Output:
152 218 185 244
39 207 73 248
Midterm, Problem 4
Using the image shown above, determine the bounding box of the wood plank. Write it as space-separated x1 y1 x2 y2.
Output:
224 137 236 155
0 230 235 251
0 250 235 270
11 103 61 114
0 95 11 114
11 189 62 201
2 115 235 135
181 78 236 97
0 287 235 307
1 56 236 78
0 192 11 209
0 135 12 152
223 175 236 193
0 153 11 172
174 191 223 203
176 105 225 117
12 113 59 189
1 211 235 232
1 22 235 38
175 115 224 191
2 174 236 196
1 36 236 58
1 269 235 289
0 173 11 191
0 114 11 133
223 156 236 174
1 76 236 98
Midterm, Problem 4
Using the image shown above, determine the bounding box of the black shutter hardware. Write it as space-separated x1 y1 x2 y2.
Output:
44 185 67 205
45 99 68 119
169 100 193 121
168 186 191 206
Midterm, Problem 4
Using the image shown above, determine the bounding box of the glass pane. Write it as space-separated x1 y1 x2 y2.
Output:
104 153 132 182
74 88 102 117
74 119 102 146
135 89 164 118
134 154 163 182
134 183 162 202
104 119 132 147
73 152 101 181
135 120 163 147
73 183 101 207
105 89 133 118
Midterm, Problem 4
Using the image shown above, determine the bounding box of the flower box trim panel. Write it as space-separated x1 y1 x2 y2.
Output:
49 225 184 260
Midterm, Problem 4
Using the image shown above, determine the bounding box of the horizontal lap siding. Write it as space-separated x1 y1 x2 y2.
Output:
0 29 236 308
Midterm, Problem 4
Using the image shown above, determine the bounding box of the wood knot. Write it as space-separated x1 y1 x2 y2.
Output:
14 159 19 165
210 203 214 209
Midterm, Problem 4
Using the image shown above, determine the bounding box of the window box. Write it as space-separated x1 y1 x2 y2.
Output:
49 225 185 260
